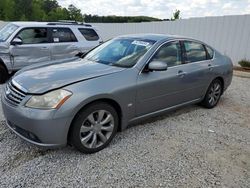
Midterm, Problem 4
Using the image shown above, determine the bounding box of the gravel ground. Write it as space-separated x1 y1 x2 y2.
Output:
0 77 249 187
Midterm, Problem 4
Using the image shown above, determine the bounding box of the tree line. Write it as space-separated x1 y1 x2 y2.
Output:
0 0 180 23
0 0 83 21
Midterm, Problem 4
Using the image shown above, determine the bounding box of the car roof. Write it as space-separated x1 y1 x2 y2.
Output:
117 33 198 42
11 21 93 28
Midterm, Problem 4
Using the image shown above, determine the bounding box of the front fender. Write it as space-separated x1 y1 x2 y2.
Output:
0 54 13 74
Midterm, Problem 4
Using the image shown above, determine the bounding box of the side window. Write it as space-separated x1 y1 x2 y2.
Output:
78 28 99 41
151 42 182 67
52 28 77 43
16 28 48 44
206 46 214 59
184 41 207 63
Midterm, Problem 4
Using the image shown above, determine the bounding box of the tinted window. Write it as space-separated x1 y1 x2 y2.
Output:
78 28 99 41
152 42 182 67
184 41 206 62
52 28 77 42
17 28 48 44
206 46 214 59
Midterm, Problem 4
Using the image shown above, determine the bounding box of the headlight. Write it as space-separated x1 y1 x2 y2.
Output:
25 89 72 109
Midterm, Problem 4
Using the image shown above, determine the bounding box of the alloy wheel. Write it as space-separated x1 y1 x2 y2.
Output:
79 110 115 149
208 82 222 106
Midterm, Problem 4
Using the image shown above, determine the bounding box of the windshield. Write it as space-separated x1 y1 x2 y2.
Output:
85 38 155 68
0 23 19 42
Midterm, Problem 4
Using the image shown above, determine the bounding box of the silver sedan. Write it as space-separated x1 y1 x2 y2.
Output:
1 34 233 153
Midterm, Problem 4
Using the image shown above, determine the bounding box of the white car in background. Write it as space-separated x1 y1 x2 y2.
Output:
0 21 103 83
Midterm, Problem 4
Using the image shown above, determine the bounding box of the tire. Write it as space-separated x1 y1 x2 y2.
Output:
69 102 119 153
201 79 223 109
0 64 8 84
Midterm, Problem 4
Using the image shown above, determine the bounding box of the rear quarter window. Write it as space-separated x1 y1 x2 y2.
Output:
206 46 214 59
78 28 99 41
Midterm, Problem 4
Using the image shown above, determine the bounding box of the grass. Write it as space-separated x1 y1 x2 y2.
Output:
238 59 250 68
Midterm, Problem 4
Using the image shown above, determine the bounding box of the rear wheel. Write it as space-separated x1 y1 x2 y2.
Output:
0 64 8 84
201 79 223 108
69 102 119 153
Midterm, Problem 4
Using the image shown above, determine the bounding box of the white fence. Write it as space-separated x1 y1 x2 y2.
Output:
1 14 250 65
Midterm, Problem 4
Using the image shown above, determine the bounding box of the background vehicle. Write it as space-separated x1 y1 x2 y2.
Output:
1 34 233 153
0 21 103 83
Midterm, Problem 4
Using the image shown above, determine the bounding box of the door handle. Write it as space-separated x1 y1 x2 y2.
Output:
208 64 213 71
177 70 186 78
41 47 48 50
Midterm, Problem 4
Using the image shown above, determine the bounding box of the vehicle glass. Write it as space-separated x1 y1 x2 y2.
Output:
78 28 99 41
151 42 182 67
85 38 155 68
184 41 207 62
0 23 19 42
206 46 214 59
52 28 77 43
17 28 48 44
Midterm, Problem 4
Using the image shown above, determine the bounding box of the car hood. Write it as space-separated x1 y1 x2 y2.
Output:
13 58 126 94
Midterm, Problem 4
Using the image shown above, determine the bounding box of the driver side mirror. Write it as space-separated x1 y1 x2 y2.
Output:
11 38 23 45
75 51 87 58
147 61 168 71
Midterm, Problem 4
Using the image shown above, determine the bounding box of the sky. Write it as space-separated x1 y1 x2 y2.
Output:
58 0 250 19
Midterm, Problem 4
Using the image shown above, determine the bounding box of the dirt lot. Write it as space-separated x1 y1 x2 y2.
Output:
0 77 249 187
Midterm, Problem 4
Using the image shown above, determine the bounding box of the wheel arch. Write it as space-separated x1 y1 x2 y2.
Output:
0 58 9 83
0 58 8 72
214 76 225 94
67 97 123 142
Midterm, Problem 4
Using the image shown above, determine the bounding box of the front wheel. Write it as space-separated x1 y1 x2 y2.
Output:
69 102 119 153
201 79 223 109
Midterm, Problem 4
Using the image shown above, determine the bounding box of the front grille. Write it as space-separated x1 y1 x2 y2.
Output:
4 81 26 106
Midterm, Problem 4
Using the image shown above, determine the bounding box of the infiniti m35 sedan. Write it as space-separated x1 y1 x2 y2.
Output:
2 34 233 153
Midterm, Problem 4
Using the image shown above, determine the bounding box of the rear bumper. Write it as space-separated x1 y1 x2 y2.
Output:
1 95 71 148
223 70 233 92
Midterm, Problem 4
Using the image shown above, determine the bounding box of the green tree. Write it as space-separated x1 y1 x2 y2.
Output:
68 4 83 21
32 0 46 21
171 9 181 20
42 0 59 14
0 0 162 23
47 7 70 21
13 0 33 20
0 0 16 20
20 14 27 21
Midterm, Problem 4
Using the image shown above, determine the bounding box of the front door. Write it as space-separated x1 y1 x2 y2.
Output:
136 41 191 116
9 27 51 70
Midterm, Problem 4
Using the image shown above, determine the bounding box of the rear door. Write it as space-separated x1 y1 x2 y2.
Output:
181 40 213 100
9 27 51 70
49 27 79 60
